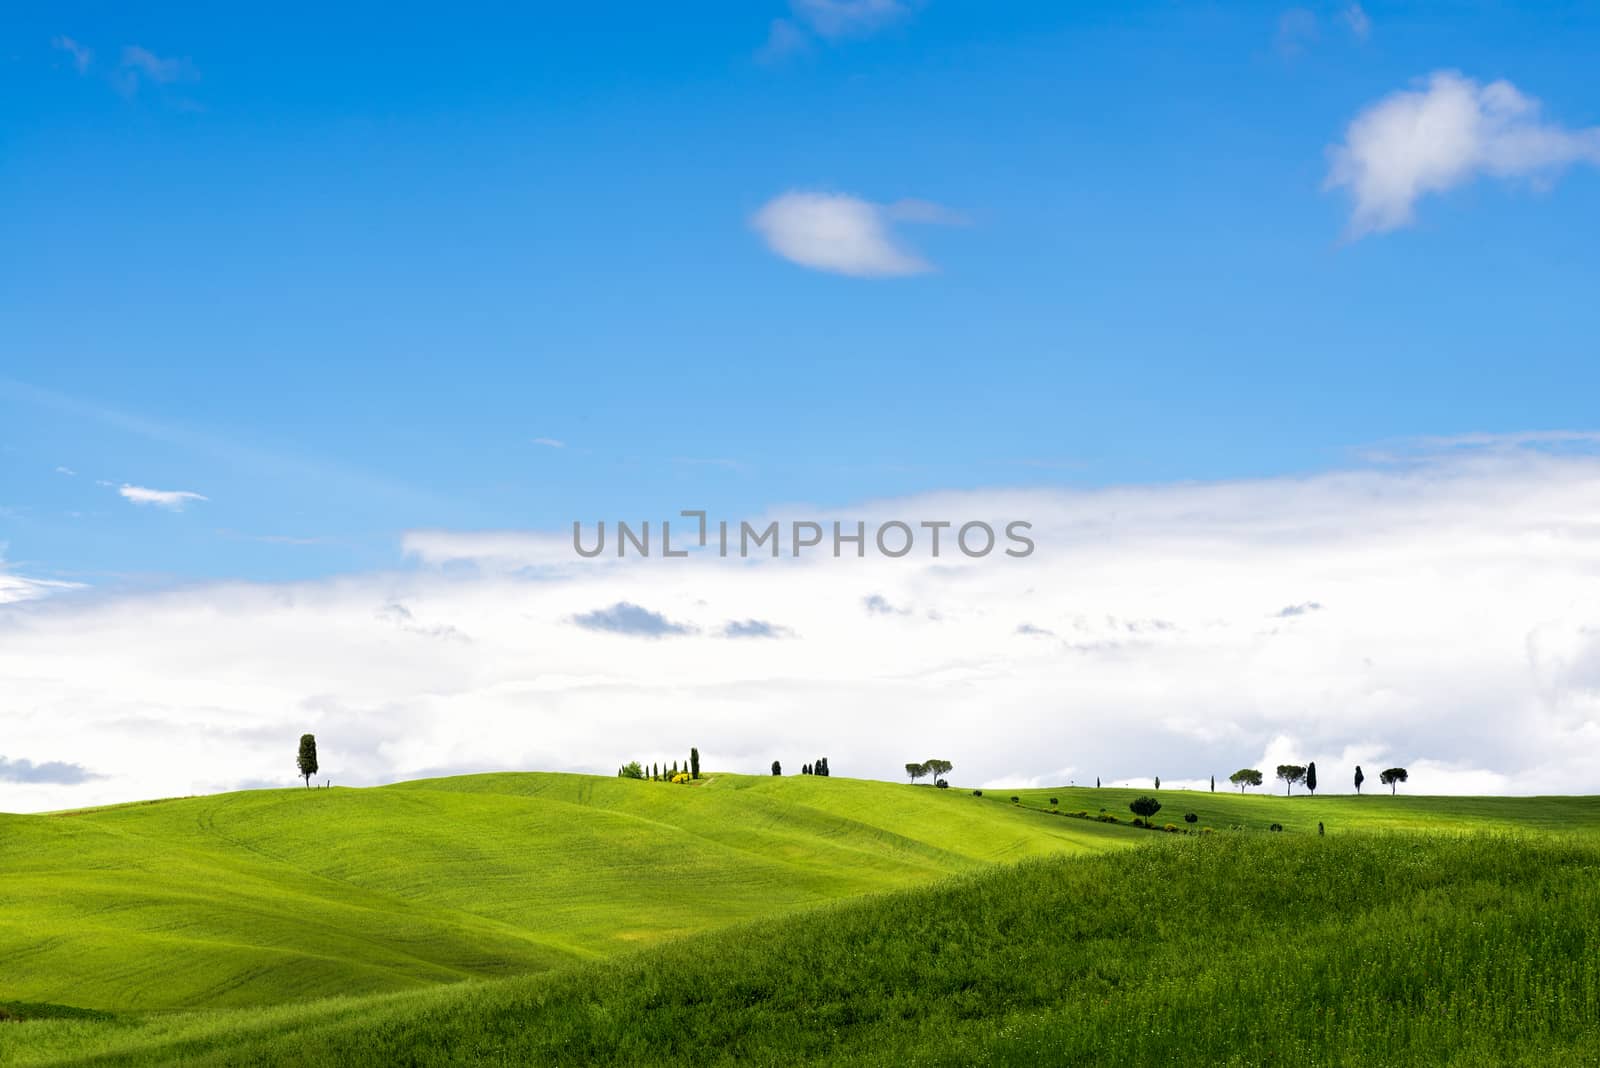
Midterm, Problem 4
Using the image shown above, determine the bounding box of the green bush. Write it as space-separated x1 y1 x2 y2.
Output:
1128 796 1162 819
1184 813 1198 824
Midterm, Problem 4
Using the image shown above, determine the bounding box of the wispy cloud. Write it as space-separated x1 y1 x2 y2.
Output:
54 466 76 476
759 0 912 60
1274 8 1319 59
1342 3 1371 40
1326 71 1600 237
118 485 207 510
1276 601 1323 617
531 437 566 449
863 593 907 616
115 45 197 95
722 619 794 639
571 602 695 638
52 35 93 74
0 755 100 785
752 192 961 277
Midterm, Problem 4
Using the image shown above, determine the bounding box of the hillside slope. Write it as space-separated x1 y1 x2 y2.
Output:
992 783 1600 833
0 773 1134 1012
6 832 1597 1067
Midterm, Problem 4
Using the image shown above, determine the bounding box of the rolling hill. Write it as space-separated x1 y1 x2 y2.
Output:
6 774 1600 1066
0 772 1134 1012
4 831 1597 1066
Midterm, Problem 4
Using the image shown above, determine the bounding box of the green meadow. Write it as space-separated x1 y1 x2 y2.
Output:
3 774 1599 1065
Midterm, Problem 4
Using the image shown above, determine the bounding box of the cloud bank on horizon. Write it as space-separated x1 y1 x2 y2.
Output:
5 444 1600 812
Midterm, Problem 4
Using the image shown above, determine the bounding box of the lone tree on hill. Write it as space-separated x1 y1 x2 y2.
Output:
1354 765 1364 794
1306 762 1318 796
1129 796 1162 819
297 734 319 789
925 758 953 783
690 747 700 780
1210 775 1215 793
1229 768 1263 793
1276 764 1307 796
771 760 782 776
1095 777 1100 788
1380 767 1408 794
1154 776 1161 789
906 761 928 785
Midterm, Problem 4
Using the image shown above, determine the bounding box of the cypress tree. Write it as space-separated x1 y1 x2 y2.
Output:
690 747 701 780
297 734 319 789
1306 761 1318 796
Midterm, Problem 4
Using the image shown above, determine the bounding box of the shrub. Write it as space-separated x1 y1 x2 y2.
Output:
1201 827 1214 835
1269 823 1284 832
1128 796 1162 819
1163 823 1180 833
936 779 949 789
972 790 983 797
1010 796 1020 804
1184 812 1198 824
1049 798 1058 806
1130 817 1146 828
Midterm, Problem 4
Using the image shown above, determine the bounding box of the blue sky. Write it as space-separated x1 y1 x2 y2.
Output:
7 3 1600 806
5 2 1599 584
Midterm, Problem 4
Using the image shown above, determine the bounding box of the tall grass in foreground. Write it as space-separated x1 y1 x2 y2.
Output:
6 832 1597 1066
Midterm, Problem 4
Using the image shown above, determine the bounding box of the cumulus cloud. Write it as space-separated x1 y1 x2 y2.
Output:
1326 71 1600 237
751 192 959 277
571 601 694 637
117 485 207 509
8 442 1600 811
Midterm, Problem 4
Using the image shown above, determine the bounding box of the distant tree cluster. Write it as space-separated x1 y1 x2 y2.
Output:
801 758 831 776
618 748 704 782
1220 763 1405 797
905 759 953 787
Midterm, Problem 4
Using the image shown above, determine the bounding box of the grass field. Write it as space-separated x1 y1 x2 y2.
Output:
4 774 1599 1066
5 832 1597 1066
989 782 1600 834
0 773 1133 1012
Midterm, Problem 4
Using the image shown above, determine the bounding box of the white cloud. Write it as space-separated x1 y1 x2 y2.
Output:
752 192 960 277
54 466 76 476
117 485 208 510
52 35 93 74
531 437 566 449
1326 71 1600 237
8 442 1600 811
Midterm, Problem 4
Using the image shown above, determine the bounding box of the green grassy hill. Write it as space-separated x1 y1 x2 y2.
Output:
6 832 1598 1067
989 783 1600 833
6 773 1600 1066
0 773 1133 1013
